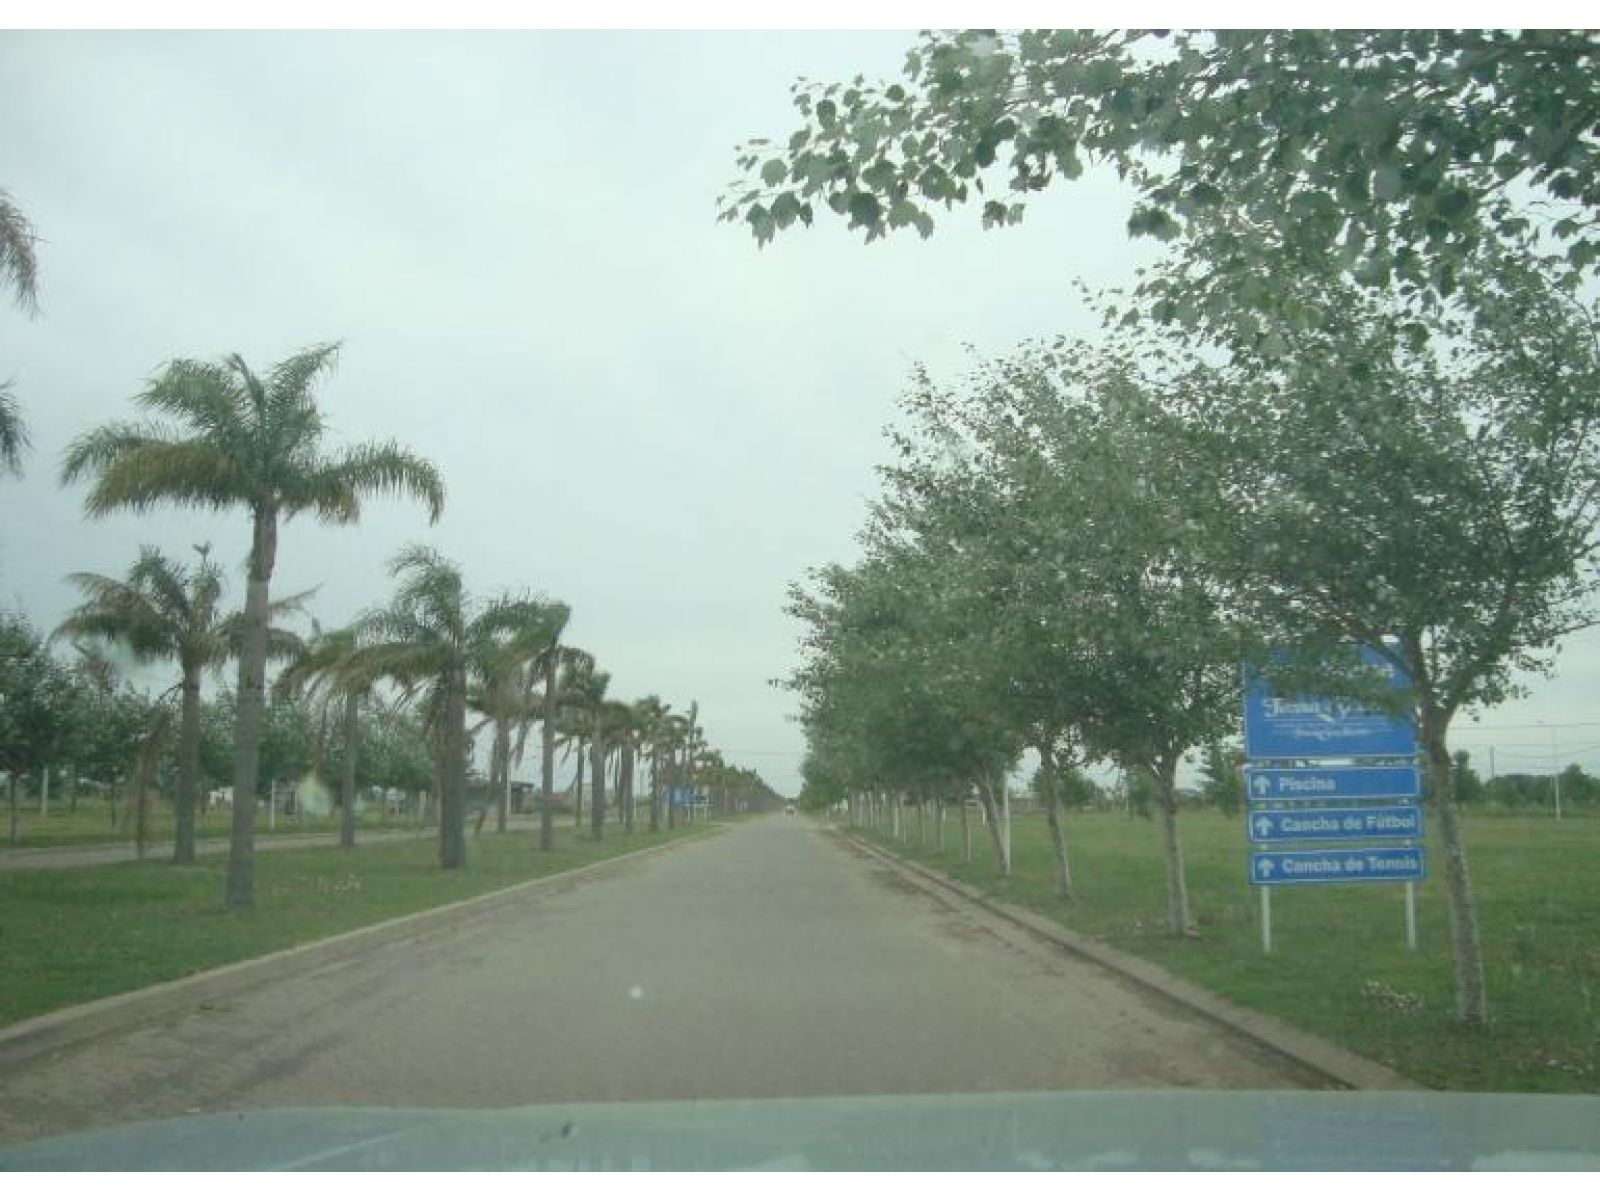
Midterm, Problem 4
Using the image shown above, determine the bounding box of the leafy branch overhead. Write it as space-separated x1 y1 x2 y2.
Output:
724 29 1600 329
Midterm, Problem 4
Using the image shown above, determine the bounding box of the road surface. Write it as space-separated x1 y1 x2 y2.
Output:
0 817 1323 1146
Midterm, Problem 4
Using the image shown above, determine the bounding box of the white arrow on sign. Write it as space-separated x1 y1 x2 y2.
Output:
1254 815 1273 838
1257 858 1276 880
1251 775 1270 797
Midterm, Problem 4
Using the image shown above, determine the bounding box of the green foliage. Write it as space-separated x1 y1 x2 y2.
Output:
726 30 1600 328
1198 743 1244 817
0 612 75 780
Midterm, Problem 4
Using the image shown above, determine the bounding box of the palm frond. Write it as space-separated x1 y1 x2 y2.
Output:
225 353 271 423
287 441 446 526
126 546 195 623
0 380 30 476
136 358 250 448
67 436 254 517
55 568 174 661
267 342 342 404
0 189 40 314
59 419 180 484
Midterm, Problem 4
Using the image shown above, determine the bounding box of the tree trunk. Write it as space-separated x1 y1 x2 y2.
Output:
495 720 510 834
977 779 1009 876
666 745 677 830
961 789 972 862
226 503 277 910
621 734 635 834
6 773 17 845
340 690 360 849
590 732 606 840
1038 742 1074 901
648 746 661 833
573 739 586 828
1152 757 1193 936
439 664 468 869
540 654 557 852
172 667 202 864
936 798 945 853
1424 710 1488 1025
135 763 150 861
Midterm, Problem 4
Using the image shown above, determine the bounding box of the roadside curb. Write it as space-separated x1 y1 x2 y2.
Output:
836 829 1420 1093
0 827 722 1070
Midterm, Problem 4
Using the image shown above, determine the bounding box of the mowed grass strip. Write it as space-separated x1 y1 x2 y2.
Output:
857 809 1600 1094
3 801 428 849
0 822 705 1028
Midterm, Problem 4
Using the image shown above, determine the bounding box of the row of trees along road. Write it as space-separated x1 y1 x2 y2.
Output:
757 30 1600 1029
2 341 779 907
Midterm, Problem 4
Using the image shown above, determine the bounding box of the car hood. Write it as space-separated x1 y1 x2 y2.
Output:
3 1090 1598 1170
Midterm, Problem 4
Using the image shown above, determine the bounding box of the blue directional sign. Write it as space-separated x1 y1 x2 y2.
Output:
1245 765 1421 806
1247 805 1423 844
1243 646 1416 759
1250 846 1426 886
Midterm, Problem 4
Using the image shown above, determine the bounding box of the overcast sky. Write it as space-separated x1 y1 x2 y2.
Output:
5 30 1600 795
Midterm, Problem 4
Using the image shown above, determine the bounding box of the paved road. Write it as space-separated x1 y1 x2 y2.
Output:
0 817 1322 1146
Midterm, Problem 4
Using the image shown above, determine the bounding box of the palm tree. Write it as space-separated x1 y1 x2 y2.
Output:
346 546 531 869
560 662 611 837
60 345 444 908
274 622 380 849
657 711 690 829
54 545 304 863
1 188 39 478
591 698 635 840
553 656 607 829
470 599 567 835
506 626 582 852
632 695 669 833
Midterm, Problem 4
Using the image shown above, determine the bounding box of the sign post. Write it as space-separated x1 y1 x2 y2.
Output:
1406 882 1417 951
1242 649 1423 955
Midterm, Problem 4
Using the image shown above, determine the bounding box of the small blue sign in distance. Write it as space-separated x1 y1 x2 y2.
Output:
1243 646 1417 760
1250 846 1426 886
1245 765 1421 805
1247 805 1423 844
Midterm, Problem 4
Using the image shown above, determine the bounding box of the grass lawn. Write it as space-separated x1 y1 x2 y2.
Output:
3 798 432 849
0 821 707 1028
854 807 1600 1094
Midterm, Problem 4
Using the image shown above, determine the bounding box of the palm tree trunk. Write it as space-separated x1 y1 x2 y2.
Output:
495 720 510 833
590 733 606 840
440 664 469 869
226 503 277 910
621 734 635 834
648 746 661 832
573 739 586 828
340 690 359 849
666 745 677 830
173 665 202 864
540 654 557 852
